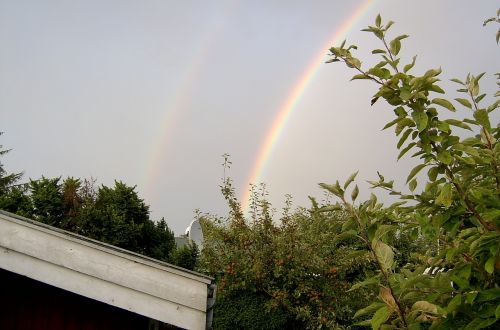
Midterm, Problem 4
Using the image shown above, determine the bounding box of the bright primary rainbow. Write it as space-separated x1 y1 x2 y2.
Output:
240 0 376 214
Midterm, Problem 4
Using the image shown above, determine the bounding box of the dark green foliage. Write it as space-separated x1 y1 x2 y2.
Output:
170 242 199 271
28 178 176 264
96 181 149 225
212 291 300 330
0 185 32 217
62 177 82 219
0 138 179 266
76 181 150 252
63 180 175 263
30 177 64 226
139 218 176 262
0 132 26 214
0 132 23 196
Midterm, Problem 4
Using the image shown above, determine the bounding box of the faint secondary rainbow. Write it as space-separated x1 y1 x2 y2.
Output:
241 0 376 214
143 1 239 201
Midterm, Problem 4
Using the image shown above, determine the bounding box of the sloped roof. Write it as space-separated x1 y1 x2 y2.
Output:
0 210 215 330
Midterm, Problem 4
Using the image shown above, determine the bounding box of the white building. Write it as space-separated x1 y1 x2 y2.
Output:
0 210 216 329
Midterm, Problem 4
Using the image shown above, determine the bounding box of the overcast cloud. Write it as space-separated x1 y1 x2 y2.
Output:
1 0 498 234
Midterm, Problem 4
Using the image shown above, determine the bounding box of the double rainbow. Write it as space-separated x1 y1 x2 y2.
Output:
143 1 376 215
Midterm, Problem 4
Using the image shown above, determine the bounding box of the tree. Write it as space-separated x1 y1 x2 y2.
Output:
77 181 153 253
201 10 499 329
95 181 149 225
170 242 199 271
0 132 23 195
30 177 64 226
0 135 183 269
139 217 176 262
199 167 427 328
0 185 32 218
323 12 499 329
0 132 29 215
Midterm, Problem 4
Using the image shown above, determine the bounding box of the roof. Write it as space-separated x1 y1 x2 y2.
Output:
0 210 215 330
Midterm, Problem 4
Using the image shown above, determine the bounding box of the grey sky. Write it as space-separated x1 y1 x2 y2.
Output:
1 0 498 234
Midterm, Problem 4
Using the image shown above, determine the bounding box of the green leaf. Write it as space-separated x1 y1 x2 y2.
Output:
452 144 479 157
403 56 416 73
332 230 359 245
382 117 401 130
437 150 453 165
375 14 382 27
464 317 497 330
372 49 387 54
349 277 380 291
342 218 357 231
432 98 456 111
353 302 385 319
384 20 395 30
424 67 442 77
344 170 359 189
436 183 452 207
394 34 409 41
374 225 395 242
466 290 477 304
474 109 491 130
395 118 415 135
346 57 362 69
319 182 344 198
495 304 500 319
437 121 450 133
373 241 394 271
475 93 486 103
455 98 472 109
446 294 462 313
389 38 401 55
351 184 359 201
409 179 417 192
412 111 428 132
354 320 372 327
474 72 485 83
444 119 472 131
394 106 407 117
351 73 372 80
368 67 391 79
398 142 416 160
397 128 413 149
318 204 343 212
412 301 438 314
429 84 445 94
428 166 439 181
345 250 369 260
407 164 426 183
400 87 411 101
476 288 500 302
471 80 480 97
371 306 390 330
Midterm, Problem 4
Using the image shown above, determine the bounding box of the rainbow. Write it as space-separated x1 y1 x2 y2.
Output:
143 2 239 199
241 0 375 214
143 51 206 198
